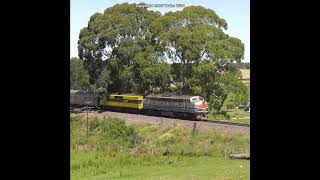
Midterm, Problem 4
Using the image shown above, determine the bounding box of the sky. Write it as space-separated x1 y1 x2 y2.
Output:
71 0 250 62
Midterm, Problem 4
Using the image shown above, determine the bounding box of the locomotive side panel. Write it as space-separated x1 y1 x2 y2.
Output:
143 98 191 113
100 94 144 110
143 95 209 120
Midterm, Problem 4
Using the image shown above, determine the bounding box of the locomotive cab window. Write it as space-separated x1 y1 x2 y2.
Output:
191 97 199 101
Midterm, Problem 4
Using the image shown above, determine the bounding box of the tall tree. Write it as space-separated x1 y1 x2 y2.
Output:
153 6 244 94
78 3 163 93
77 3 247 109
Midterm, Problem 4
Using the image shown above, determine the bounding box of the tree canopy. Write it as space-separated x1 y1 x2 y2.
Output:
76 3 249 110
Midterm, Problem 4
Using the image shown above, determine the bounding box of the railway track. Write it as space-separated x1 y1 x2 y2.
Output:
204 119 250 127
70 108 250 128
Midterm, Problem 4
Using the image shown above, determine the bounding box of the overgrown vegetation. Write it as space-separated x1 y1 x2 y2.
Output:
71 115 250 179
206 93 250 124
208 109 250 124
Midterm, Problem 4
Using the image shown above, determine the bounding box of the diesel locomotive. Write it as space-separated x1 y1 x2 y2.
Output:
70 90 209 120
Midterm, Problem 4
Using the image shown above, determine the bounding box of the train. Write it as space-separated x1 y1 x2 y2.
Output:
70 90 209 120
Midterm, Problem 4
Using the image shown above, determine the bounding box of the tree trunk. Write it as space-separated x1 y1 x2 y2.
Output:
229 153 250 160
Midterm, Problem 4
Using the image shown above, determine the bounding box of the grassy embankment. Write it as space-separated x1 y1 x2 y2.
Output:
71 115 250 179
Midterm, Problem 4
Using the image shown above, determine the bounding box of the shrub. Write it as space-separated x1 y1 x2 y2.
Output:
97 117 138 147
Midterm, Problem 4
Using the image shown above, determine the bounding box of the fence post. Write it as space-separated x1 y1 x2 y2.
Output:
192 122 197 137
84 101 92 138
86 105 89 137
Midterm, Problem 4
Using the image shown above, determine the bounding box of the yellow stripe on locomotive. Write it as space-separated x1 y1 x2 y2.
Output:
100 94 144 110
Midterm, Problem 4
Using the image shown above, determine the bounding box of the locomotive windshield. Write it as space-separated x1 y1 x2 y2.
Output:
191 97 199 101
191 96 205 102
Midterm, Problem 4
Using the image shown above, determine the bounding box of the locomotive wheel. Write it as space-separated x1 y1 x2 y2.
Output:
195 115 201 121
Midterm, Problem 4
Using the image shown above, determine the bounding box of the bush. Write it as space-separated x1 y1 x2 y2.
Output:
155 124 189 146
208 110 231 120
98 117 138 147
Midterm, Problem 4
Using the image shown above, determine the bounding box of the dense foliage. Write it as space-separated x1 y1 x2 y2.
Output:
72 3 249 111
70 57 90 90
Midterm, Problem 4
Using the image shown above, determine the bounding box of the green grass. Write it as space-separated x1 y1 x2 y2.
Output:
71 116 250 180
227 109 250 124
71 152 250 180
208 109 250 124
71 116 250 157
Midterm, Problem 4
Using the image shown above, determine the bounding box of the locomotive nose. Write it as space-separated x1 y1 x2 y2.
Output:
197 103 208 109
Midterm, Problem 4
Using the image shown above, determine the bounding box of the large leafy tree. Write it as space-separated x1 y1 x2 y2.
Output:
153 6 244 94
78 3 166 93
140 63 171 94
77 3 248 111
